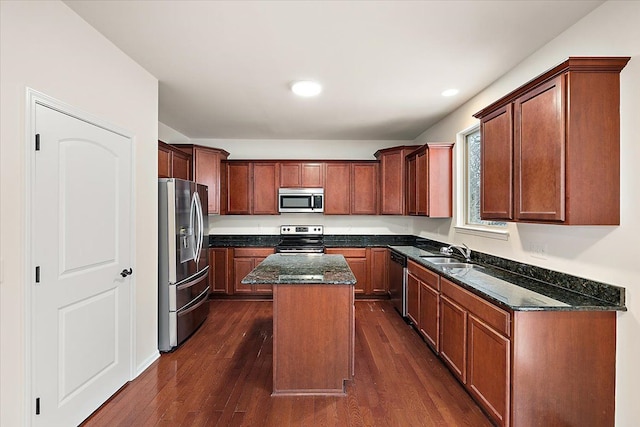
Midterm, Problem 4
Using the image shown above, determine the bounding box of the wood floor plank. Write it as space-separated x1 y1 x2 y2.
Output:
82 300 493 427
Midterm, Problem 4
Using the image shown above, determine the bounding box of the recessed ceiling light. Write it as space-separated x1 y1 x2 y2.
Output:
441 89 459 97
291 80 322 97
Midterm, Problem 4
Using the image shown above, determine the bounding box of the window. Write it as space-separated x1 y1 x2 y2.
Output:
455 126 508 239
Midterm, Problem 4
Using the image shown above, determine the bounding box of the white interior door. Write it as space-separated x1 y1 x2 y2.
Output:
31 104 133 426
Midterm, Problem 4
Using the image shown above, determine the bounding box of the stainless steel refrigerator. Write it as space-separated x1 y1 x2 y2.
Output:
158 178 209 352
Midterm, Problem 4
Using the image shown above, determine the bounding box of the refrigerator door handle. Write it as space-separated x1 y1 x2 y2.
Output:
192 191 204 264
190 191 199 263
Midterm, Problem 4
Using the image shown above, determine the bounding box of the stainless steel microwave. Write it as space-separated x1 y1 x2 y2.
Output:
278 188 324 213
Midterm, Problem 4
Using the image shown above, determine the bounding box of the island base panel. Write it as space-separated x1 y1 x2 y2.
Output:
273 284 354 396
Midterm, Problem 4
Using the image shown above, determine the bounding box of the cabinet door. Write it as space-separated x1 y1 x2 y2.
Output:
378 150 404 215
514 75 565 222
468 314 510 427
172 150 191 181
439 294 467 383
193 147 222 213
351 163 378 215
279 162 301 187
406 156 417 215
369 248 388 296
420 281 439 352
345 257 367 295
481 105 513 220
233 257 256 294
426 145 453 218
301 163 324 187
252 162 279 214
406 273 420 327
253 256 273 294
416 151 428 215
209 248 231 295
227 162 252 214
158 143 172 178
324 163 351 214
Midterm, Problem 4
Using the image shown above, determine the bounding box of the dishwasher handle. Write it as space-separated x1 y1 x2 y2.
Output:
390 251 407 267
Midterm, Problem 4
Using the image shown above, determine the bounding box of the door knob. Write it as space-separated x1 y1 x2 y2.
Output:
120 268 133 278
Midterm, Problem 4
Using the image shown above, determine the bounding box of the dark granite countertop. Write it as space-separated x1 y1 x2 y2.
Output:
209 234 624 312
209 234 417 248
389 245 625 312
241 254 357 285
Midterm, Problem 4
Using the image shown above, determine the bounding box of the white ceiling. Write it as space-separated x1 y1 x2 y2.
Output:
64 0 603 141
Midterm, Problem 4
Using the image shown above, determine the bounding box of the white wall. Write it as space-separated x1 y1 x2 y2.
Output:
412 2 640 425
0 2 159 425
159 121 190 144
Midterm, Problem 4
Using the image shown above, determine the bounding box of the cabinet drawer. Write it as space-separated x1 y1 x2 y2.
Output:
233 247 275 258
441 278 510 338
325 248 367 258
408 260 439 290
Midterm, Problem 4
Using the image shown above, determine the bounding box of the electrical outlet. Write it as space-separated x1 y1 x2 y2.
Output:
528 242 547 260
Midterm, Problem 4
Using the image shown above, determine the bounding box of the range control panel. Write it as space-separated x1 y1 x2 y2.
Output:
280 225 324 235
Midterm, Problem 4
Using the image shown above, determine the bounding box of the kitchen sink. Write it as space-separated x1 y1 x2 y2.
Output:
440 263 479 269
420 256 462 264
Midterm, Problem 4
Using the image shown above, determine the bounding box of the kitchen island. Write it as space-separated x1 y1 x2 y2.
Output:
242 254 356 396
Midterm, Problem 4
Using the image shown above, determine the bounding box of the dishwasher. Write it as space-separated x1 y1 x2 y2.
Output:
389 250 408 317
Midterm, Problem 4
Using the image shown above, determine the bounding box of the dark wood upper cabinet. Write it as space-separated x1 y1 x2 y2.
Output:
351 162 378 215
324 162 378 215
474 56 630 225
226 162 252 214
405 143 454 217
225 161 279 215
279 162 324 188
252 162 279 215
375 146 420 215
514 76 565 222
172 144 229 214
158 140 192 181
324 162 352 215
480 105 513 220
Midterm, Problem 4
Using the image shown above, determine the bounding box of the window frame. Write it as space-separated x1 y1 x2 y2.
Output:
454 124 509 240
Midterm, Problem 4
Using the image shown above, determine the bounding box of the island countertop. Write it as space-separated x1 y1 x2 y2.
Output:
241 254 357 285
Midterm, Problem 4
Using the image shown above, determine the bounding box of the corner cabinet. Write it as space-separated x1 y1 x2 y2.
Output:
474 56 630 225
158 140 191 180
172 144 229 214
405 143 453 217
374 146 420 215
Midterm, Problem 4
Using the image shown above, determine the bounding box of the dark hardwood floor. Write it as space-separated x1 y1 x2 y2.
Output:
83 300 493 426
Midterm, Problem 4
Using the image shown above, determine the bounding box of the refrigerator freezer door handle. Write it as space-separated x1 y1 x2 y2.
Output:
197 192 203 262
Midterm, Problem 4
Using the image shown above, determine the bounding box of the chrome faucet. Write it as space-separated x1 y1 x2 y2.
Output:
440 243 472 262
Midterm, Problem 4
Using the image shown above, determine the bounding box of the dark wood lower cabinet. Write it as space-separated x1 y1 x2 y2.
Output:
209 248 232 295
439 294 468 383
467 314 510 427
325 247 390 298
406 271 616 427
232 248 274 296
419 279 439 351
213 246 389 299
406 273 420 327
369 248 389 296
